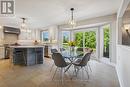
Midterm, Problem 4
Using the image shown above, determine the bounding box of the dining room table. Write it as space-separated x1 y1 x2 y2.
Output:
61 49 84 72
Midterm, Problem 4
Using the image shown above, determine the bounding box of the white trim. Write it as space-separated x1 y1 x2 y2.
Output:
117 0 130 18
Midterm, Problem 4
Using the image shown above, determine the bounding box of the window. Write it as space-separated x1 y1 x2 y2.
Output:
75 32 83 47
103 24 110 58
84 31 96 49
41 31 49 42
62 31 70 48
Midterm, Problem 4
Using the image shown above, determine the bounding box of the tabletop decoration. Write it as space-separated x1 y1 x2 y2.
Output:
68 41 76 51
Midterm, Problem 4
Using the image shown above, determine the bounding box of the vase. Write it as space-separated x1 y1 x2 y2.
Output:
70 46 75 52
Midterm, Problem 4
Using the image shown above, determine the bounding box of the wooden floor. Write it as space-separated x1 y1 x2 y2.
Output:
0 58 120 87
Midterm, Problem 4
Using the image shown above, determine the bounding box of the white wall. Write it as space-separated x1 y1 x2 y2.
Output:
116 45 130 87
116 0 130 87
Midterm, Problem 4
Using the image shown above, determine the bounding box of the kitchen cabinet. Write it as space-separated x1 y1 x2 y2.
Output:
0 27 4 45
0 47 5 59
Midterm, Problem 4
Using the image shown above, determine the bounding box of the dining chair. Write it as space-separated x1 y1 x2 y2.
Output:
60 48 66 53
50 49 58 72
51 49 58 54
76 47 84 57
87 49 93 72
52 52 70 84
72 52 92 80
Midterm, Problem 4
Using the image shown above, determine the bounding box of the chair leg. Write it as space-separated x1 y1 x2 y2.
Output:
81 67 84 81
88 63 92 72
50 63 54 72
52 67 58 80
61 68 64 85
64 64 72 73
84 67 89 80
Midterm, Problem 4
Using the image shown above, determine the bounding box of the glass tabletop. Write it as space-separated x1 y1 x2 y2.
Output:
61 50 84 59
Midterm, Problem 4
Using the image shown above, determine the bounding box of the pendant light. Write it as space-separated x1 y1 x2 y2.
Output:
21 18 26 29
69 8 76 28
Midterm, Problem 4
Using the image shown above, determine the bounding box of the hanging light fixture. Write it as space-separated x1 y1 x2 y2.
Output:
69 8 76 28
21 18 27 29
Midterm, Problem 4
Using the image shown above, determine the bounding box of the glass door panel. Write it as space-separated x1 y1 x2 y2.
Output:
85 31 96 49
103 25 110 58
75 32 83 47
84 31 96 59
62 31 70 49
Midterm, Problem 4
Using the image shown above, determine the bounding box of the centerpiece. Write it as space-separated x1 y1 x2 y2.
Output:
68 41 76 51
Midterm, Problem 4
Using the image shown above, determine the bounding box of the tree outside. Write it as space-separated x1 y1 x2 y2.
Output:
75 31 96 50
103 25 110 58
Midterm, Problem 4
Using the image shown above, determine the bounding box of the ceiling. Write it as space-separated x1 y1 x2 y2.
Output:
0 0 122 29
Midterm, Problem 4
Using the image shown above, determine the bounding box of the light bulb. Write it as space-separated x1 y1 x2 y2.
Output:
21 23 26 29
69 20 76 26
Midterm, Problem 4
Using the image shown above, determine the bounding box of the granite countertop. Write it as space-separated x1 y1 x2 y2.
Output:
9 45 44 48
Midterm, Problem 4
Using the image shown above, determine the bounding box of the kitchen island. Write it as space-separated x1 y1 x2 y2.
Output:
10 46 44 66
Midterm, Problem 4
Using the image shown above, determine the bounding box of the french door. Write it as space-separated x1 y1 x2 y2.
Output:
74 28 97 59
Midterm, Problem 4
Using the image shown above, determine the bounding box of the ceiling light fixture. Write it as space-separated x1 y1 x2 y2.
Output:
69 8 76 28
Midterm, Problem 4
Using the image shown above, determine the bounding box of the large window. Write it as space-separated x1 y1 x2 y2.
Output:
41 31 49 42
62 31 70 48
103 25 110 58
85 31 96 49
74 30 96 49
75 32 83 47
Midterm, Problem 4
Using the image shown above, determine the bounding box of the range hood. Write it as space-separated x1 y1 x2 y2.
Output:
3 26 20 34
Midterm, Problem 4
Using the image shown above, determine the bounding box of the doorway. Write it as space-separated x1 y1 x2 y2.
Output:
74 28 97 59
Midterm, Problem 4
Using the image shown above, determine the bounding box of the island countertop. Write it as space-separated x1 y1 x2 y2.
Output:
10 45 44 48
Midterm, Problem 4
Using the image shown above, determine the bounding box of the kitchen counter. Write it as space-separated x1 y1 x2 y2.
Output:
10 45 44 48
10 45 44 66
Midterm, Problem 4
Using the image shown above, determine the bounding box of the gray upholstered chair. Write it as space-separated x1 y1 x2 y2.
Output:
50 49 58 72
51 49 58 54
60 48 66 53
76 48 84 57
52 52 70 84
72 52 92 80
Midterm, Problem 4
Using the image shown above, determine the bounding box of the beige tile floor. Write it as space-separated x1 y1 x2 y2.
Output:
0 58 120 87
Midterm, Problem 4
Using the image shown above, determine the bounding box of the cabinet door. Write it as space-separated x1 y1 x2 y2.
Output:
0 47 5 59
0 28 4 45
36 48 43 64
27 48 36 65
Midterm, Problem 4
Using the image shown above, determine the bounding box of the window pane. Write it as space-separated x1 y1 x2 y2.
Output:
103 25 110 58
75 32 83 47
85 31 96 49
42 31 49 42
62 31 70 48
